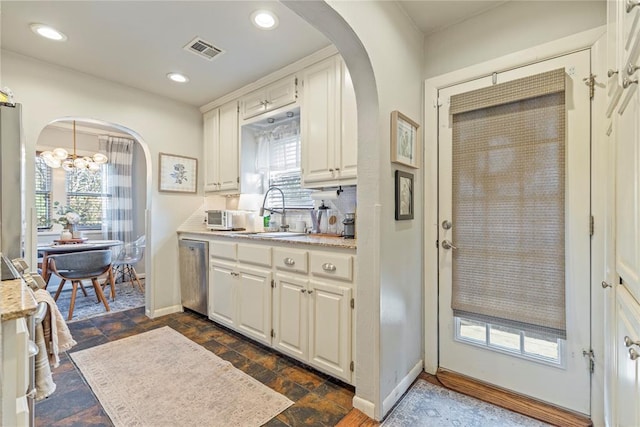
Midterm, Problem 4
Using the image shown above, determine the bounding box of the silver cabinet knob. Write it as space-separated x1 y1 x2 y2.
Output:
301 289 307 293
630 348 639 361
627 0 640 13
608 69 619 78
441 240 457 250
628 64 640 76
624 335 640 347
602 281 612 289
284 257 295 266
308 289 314 294
322 263 336 272
442 220 452 230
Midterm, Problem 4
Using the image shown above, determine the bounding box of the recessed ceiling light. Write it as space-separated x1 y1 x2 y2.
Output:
167 73 189 83
251 10 278 30
30 23 67 41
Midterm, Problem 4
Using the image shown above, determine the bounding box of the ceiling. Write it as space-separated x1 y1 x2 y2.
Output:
1 1 505 108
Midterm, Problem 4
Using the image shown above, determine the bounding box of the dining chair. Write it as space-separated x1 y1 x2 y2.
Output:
108 235 145 294
48 250 112 320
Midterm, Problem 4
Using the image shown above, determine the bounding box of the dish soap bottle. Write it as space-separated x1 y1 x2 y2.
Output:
263 214 270 230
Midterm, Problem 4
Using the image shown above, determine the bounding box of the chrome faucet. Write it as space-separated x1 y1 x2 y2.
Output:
259 186 288 231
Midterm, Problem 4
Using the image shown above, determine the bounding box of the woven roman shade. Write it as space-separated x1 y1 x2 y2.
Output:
450 68 567 339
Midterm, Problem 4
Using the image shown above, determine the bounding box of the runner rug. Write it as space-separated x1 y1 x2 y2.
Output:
382 379 549 427
70 326 293 426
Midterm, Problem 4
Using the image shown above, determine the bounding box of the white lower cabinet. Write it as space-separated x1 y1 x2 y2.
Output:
207 238 355 384
614 286 640 426
2 316 30 427
273 274 352 383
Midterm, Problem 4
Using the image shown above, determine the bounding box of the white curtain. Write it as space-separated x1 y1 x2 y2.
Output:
100 136 134 244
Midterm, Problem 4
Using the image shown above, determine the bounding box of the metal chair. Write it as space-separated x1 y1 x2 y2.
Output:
48 250 112 320
110 235 145 294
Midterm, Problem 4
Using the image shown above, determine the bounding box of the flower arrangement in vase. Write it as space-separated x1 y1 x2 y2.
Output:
52 202 83 238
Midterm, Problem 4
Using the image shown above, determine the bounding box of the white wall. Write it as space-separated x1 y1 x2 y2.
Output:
423 0 606 79
285 1 425 419
3 50 202 314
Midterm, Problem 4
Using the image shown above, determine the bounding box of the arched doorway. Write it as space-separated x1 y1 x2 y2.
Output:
34 117 153 319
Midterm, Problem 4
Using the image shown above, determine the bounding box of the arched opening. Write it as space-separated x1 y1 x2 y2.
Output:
34 117 153 319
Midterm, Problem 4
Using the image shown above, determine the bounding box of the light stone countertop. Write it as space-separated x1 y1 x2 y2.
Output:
177 226 357 250
0 278 37 321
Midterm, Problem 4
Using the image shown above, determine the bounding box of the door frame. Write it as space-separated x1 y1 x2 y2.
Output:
423 26 607 423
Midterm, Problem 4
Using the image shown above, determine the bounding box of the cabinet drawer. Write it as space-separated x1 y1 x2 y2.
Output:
238 243 272 267
310 252 353 282
210 241 237 261
274 247 308 274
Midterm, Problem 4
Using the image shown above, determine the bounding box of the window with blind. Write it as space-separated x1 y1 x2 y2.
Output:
449 68 567 344
66 167 110 229
266 127 313 209
35 156 52 228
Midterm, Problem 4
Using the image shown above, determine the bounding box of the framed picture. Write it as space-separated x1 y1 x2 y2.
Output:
158 153 198 193
395 170 414 220
390 110 421 169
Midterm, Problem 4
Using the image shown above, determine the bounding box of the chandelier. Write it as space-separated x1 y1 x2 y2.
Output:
40 120 108 172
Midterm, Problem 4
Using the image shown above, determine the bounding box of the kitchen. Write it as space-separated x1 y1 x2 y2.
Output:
2 1 636 426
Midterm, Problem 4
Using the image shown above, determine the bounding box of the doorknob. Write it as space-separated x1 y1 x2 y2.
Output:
442 220 452 230
441 240 457 250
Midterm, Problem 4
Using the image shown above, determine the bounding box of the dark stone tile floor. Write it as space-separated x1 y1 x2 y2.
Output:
35 307 355 427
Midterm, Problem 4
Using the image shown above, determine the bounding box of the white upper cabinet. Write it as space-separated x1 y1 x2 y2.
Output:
614 287 640 427
240 75 297 120
203 101 239 193
301 55 357 188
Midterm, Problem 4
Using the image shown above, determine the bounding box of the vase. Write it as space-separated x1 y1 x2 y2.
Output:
60 229 72 240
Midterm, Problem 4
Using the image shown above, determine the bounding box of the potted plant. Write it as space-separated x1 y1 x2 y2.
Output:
52 202 83 238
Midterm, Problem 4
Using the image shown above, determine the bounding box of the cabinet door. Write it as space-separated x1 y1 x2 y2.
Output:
266 76 297 111
218 101 239 192
301 56 340 185
615 287 640 427
338 61 358 181
273 273 308 362
308 279 352 382
209 260 236 328
241 88 268 120
236 264 272 345
203 109 220 192
616 80 640 302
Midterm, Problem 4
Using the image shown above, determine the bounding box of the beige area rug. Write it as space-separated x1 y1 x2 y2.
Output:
70 326 293 427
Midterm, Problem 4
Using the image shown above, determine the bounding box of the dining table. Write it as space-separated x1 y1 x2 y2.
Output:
38 239 123 294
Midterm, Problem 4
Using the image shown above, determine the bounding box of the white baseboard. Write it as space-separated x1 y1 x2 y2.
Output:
381 360 423 417
148 304 183 319
352 395 376 420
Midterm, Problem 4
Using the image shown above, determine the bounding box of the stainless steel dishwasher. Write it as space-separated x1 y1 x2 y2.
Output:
178 239 208 316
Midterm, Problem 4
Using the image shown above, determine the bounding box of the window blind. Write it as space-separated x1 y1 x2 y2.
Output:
266 128 313 209
35 156 52 228
66 167 110 229
450 68 567 339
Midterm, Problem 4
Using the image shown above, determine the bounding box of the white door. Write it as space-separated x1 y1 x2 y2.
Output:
438 51 592 414
615 287 640 426
236 264 272 345
209 261 236 328
273 273 309 361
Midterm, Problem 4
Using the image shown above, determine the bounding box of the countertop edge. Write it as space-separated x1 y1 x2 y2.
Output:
1 278 38 321
177 229 357 249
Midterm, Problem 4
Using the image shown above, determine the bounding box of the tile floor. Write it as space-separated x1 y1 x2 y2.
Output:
35 307 356 426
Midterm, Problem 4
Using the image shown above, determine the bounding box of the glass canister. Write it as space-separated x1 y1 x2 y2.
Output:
342 213 356 239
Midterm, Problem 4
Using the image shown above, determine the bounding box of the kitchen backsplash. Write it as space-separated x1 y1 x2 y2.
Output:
203 185 357 235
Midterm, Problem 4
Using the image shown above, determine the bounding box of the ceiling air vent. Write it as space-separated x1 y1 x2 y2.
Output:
183 37 224 61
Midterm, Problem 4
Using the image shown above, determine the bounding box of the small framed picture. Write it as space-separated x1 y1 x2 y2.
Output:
395 170 414 220
159 153 198 193
390 110 421 169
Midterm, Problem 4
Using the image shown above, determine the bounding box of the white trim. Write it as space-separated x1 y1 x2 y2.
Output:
147 304 183 319
381 360 423 416
199 45 339 113
352 396 376 420
424 25 607 419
